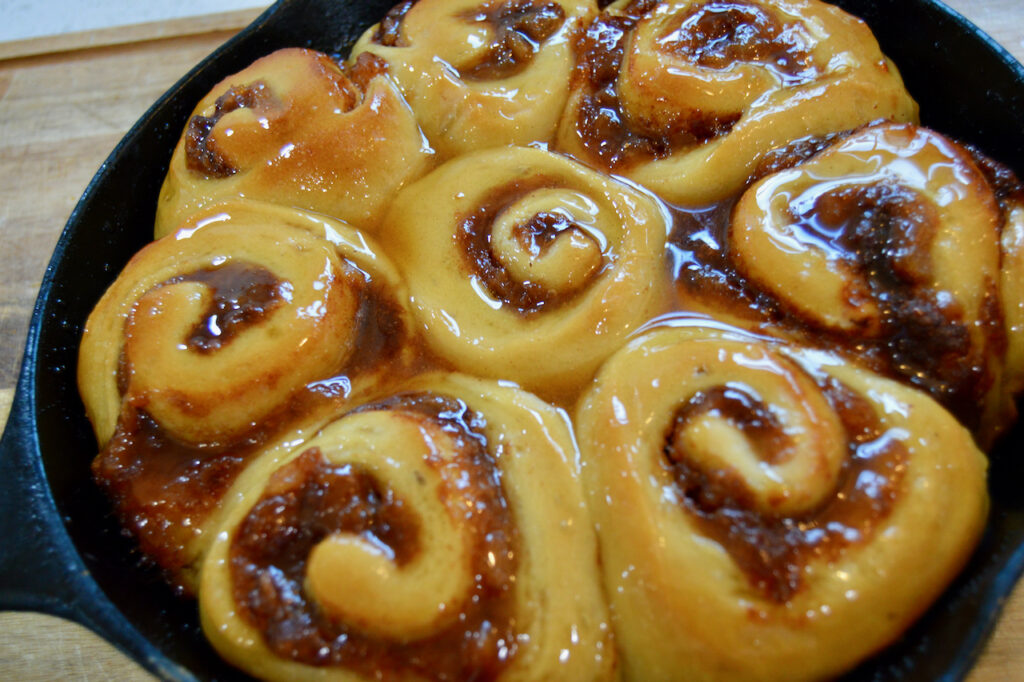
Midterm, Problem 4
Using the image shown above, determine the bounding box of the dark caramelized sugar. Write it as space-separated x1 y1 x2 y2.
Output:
669 178 998 428
512 211 585 256
230 393 520 680
374 0 417 46
185 82 273 178
965 142 1024 219
162 263 284 354
457 175 602 316
574 7 736 168
459 0 566 80
659 1 816 83
93 407 256 580
343 279 410 375
749 129 854 182
664 376 907 602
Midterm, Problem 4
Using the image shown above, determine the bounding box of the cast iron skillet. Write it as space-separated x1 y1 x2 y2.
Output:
1 0 1023 679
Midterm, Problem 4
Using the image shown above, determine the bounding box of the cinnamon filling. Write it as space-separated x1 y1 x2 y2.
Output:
459 0 566 80
663 377 906 602
456 176 602 316
230 393 521 679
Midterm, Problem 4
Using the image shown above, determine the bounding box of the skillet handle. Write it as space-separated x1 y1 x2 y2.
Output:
0 388 96 620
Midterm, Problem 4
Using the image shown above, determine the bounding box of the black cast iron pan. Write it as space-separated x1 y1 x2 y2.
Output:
1 0 1022 679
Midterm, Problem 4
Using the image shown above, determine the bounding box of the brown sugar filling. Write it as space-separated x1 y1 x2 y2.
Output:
229 392 521 680
663 375 907 603
458 0 567 80
456 175 604 316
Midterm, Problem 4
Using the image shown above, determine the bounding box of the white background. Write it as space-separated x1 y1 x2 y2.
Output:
0 0 269 42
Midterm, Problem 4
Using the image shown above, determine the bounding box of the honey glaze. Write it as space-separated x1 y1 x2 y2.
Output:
663 376 906 602
229 393 521 679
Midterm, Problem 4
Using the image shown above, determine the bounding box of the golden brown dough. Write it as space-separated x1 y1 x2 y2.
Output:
575 322 988 681
556 0 918 205
377 145 673 399
200 373 617 682
351 0 596 159
154 48 433 237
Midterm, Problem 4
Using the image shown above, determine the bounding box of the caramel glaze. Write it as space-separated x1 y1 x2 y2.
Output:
94 264 417 586
668 179 1001 430
183 52 388 179
456 174 604 316
458 0 567 80
374 0 417 46
173 263 284 354
230 392 520 680
663 373 907 603
186 82 273 178
658 0 816 81
571 0 814 169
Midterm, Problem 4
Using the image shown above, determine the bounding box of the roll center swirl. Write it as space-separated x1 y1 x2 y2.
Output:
662 374 908 602
229 393 522 678
165 263 286 354
458 179 609 315
459 0 567 80
658 0 817 83
185 83 276 178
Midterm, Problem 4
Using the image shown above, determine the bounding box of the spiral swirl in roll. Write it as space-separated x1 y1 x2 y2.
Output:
575 322 988 681
710 121 1010 441
555 0 918 205
80 202 414 579
351 0 595 159
155 48 433 237
378 145 672 397
200 374 615 682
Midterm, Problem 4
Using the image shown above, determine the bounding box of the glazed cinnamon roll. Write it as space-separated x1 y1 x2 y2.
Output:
556 0 918 205
200 374 616 681
155 48 433 237
575 322 988 681
351 0 595 159
378 145 672 398
79 202 414 582
677 122 1012 442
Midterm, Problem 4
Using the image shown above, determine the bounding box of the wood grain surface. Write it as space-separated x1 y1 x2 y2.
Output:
0 1 1022 680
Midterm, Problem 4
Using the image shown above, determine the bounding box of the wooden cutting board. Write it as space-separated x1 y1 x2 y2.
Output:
0 1 1022 679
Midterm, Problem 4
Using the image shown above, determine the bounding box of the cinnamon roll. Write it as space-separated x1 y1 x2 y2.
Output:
200 374 616 681
377 145 673 398
154 48 433 237
556 0 918 205
682 121 1011 442
575 322 988 681
351 0 596 159
79 202 414 583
